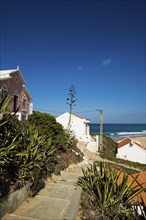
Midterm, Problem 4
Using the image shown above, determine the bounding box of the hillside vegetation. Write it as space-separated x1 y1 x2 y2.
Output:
0 96 83 198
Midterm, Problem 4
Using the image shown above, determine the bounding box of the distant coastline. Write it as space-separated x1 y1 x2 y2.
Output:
90 123 146 141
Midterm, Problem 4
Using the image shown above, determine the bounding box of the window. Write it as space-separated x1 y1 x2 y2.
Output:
0 85 8 100
130 141 134 147
22 98 26 109
21 114 27 120
13 91 18 112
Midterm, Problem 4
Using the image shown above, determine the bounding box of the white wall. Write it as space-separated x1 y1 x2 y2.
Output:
29 102 33 115
56 112 90 142
116 143 146 164
15 112 21 121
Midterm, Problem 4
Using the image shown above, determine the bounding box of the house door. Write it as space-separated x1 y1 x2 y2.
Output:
13 95 18 112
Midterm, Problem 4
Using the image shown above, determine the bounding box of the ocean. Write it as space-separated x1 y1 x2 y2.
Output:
90 124 146 140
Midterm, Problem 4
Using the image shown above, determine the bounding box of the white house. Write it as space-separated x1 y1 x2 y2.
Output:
116 137 146 164
56 112 92 142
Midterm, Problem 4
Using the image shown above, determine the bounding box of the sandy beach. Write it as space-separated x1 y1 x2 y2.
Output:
131 136 146 148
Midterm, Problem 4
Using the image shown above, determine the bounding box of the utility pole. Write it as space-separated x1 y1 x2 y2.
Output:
97 109 103 152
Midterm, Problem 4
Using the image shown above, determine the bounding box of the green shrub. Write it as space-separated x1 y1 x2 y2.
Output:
0 96 25 196
103 135 117 156
27 111 68 150
0 99 80 197
16 126 57 196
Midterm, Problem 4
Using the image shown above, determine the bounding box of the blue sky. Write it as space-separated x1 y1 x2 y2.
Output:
0 0 145 123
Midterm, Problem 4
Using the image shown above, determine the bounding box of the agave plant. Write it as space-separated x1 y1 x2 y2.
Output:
16 126 57 182
0 96 80 198
0 95 22 197
78 162 146 219
0 95 11 126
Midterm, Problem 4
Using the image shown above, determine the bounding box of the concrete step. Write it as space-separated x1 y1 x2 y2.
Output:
87 142 98 153
77 142 102 162
2 141 99 220
2 161 89 220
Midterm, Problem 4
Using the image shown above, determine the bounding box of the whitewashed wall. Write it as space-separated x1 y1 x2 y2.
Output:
29 103 33 115
56 112 90 142
116 143 146 164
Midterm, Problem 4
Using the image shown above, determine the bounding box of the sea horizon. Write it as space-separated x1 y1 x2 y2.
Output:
90 123 146 140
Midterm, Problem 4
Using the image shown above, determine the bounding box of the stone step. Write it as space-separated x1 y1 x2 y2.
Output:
2 161 89 220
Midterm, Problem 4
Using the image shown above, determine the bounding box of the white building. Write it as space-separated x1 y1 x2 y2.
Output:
56 112 91 142
116 137 146 164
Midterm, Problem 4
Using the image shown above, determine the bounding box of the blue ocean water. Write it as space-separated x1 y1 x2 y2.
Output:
90 124 146 140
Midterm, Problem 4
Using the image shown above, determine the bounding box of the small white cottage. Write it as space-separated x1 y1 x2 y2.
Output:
56 112 91 142
116 137 146 164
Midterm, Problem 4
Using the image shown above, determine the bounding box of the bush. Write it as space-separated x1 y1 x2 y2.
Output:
0 97 26 196
103 135 117 155
0 99 82 198
27 111 69 150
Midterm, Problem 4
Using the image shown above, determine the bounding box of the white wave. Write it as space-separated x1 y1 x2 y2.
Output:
116 131 146 136
110 133 115 136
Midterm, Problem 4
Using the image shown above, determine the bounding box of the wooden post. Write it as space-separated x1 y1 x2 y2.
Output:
97 109 103 152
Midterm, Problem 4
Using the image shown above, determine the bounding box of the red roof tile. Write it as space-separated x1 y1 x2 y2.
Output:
117 137 146 151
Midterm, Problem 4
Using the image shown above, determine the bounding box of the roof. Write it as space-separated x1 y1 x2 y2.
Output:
0 70 14 80
117 137 146 151
64 112 90 122
23 85 32 100
0 67 32 100
71 113 84 119
56 112 90 123
0 67 25 84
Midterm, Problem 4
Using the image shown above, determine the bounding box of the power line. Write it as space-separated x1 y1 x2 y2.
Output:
74 110 97 113
33 107 63 114
33 106 97 114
